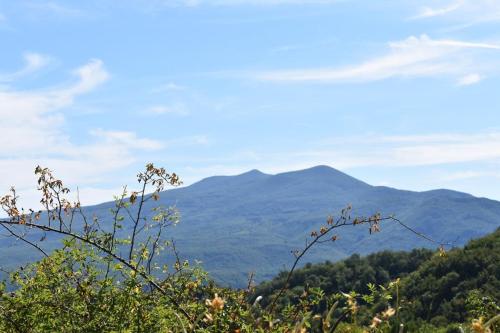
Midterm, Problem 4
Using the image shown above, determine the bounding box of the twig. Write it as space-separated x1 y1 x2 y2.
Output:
268 211 448 313
0 224 48 257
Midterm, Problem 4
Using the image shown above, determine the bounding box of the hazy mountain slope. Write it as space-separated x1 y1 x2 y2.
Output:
2 166 499 287
131 166 500 285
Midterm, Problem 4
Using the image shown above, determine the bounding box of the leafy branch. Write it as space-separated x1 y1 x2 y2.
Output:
267 205 450 314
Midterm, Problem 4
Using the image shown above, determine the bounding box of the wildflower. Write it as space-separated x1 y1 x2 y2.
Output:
348 299 358 314
369 223 380 234
206 293 225 311
203 313 213 323
341 292 358 314
129 192 138 204
370 316 382 328
439 245 447 257
471 317 491 333
152 191 160 201
252 295 263 307
381 306 396 319
389 278 400 288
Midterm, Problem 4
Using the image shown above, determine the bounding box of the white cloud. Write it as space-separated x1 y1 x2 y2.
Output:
22 52 50 73
151 82 187 93
167 135 210 147
177 131 500 189
90 129 164 150
0 59 109 157
0 52 52 82
202 132 500 172
64 59 110 95
412 0 500 25
309 132 500 168
0 56 164 211
24 1 85 18
254 34 500 84
413 0 464 19
440 170 499 181
144 103 189 116
457 73 481 86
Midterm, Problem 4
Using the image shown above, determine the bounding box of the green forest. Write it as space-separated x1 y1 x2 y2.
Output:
254 229 500 332
0 165 498 332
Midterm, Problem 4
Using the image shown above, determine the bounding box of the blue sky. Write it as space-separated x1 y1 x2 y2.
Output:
1 0 500 209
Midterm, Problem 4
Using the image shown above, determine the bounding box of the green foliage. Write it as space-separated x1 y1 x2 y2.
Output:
254 249 433 309
401 228 500 327
0 238 396 332
2 241 180 331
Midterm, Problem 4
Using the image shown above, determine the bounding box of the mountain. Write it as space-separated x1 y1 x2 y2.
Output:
2 166 500 287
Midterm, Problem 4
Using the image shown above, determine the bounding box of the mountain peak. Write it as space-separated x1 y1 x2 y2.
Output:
280 165 350 175
237 169 268 177
188 168 270 191
272 165 370 190
300 165 341 173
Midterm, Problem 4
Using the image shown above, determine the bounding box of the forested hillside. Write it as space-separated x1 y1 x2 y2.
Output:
253 228 500 330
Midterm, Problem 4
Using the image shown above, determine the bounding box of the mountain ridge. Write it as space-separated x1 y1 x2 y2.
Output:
116 165 500 285
183 166 475 200
2 165 499 287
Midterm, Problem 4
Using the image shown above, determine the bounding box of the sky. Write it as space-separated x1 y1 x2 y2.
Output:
1 0 500 210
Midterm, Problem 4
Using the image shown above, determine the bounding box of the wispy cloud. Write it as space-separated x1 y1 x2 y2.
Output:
253 34 500 84
178 131 500 187
90 129 164 150
412 0 464 19
0 59 109 157
144 103 189 116
457 73 481 86
303 132 500 168
166 135 210 147
151 82 187 93
0 56 163 209
64 59 109 95
0 52 52 82
440 170 500 182
412 0 500 25
23 1 85 18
